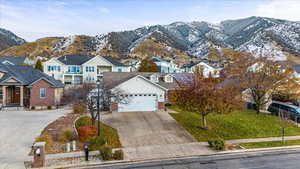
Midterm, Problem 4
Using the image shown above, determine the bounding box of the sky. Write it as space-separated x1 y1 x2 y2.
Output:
0 0 299 41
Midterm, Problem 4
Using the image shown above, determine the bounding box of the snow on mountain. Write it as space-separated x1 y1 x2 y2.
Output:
52 35 76 53
0 28 25 50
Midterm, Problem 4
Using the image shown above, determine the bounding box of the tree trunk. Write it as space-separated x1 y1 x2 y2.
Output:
256 104 260 114
201 114 207 129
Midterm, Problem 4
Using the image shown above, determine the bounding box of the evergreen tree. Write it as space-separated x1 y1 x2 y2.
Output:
35 59 43 72
138 58 158 72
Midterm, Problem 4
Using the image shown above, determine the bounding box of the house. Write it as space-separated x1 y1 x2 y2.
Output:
151 57 181 73
181 60 222 77
0 56 34 65
102 72 187 112
43 55 130 85
0 64 64 109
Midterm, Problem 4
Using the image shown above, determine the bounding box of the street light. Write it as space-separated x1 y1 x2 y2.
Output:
96 79 100 136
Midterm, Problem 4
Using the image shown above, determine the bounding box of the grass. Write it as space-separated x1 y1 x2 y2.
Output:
75 116 122 148
170 106 300 142
240 140 300 149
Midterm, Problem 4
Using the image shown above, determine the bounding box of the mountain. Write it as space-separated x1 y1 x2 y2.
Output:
0 28 26 50
1 16 300 64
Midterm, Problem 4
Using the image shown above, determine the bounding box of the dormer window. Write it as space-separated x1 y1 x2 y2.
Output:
150 74 159 83
164 74 173 83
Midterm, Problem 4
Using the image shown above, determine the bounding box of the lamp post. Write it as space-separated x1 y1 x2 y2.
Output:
96 79 100 136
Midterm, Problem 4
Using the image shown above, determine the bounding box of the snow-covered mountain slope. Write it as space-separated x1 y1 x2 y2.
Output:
0 28 25 50
1 16 300 63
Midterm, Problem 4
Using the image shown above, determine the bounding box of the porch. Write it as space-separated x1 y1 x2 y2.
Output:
0 86 29 108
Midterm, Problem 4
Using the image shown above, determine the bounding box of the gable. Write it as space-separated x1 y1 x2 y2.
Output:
113 76 166 94
83 56 112 67
4 77 22 83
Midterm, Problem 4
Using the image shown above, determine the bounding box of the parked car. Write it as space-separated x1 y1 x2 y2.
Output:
267 101 300 122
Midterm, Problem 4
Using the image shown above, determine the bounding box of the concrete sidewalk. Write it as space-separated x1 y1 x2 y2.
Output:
227 135 300 144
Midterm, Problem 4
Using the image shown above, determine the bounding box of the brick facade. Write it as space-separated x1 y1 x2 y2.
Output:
158 102 165 110
30 79 55 107
110 103 118 111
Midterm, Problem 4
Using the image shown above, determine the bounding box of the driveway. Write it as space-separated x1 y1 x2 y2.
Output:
0 108 68 169
103 111 213 160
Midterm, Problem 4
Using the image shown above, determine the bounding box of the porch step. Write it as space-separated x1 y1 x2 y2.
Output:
1 106 24 111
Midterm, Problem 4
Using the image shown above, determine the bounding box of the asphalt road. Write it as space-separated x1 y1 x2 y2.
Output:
78 149 300 169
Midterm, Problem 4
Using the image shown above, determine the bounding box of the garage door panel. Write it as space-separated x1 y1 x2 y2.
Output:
118 94 157 112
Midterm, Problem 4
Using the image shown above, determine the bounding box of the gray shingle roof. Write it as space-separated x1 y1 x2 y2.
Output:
0 56 26 65
0 64 64 87
103 72 191 90
102 56 126 66
57 55 93 65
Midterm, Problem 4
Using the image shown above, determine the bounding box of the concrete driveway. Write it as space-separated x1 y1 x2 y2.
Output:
103 111 213 160
0 108 68 169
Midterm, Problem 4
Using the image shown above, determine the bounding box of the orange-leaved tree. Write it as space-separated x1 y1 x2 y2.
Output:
223 53 300 114
171 70 242 129
138 58 158 72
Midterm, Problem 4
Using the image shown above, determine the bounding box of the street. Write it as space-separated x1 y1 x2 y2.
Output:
77 149 300 169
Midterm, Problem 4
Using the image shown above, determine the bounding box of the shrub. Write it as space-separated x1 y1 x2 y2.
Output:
73 102 87 114
31 106 35 110
75 116 92 129
89 136 106 151
35 135 53 151
208 140 225 150
59 129 74 143
99 145 113 161
47 106 52 110
78 125 96 142
113 150 124 160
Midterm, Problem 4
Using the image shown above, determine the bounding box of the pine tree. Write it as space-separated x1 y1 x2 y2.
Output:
138 58 158 72
35 59 43 72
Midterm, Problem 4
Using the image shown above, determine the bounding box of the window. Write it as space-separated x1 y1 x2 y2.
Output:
86 66 95 72
118 68 122 72
40 88 46 98
0 88 3 100
164 75 173 83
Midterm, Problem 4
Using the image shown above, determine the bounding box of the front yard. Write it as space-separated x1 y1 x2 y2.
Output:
170 107 300 142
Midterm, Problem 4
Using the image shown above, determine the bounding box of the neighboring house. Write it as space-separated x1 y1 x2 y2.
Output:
102 72 187 112
0 56 34 65
0 64 64 109
43 55 130 85
151 57 181 73
181 60 222 77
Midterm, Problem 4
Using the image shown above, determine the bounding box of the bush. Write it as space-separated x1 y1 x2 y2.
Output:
59 129 74 143
73 102 87 114
31 106 35 110
47 106 52 110
113 150 124 160
89 136 106 151
99 145 113 161
75 116 92 129
35 135 53 151
78 125 97 142
208 140 225 150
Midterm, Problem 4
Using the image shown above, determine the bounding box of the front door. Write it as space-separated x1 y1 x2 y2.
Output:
6 86 21 105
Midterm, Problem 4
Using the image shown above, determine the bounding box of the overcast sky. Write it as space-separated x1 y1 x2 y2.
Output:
0 0 299 41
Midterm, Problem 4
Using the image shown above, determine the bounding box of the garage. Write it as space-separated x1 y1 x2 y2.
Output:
118 94 157 112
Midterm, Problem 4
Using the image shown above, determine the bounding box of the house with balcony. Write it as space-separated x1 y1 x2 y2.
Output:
151 57 181 73
43 55 130 85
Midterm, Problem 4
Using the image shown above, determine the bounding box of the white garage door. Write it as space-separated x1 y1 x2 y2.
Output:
118 94 157 112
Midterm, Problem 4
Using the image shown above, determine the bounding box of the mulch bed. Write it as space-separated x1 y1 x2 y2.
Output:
34 112 87 154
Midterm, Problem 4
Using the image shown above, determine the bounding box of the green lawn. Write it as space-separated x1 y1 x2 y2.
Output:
240 140 300 149
170 107 300 141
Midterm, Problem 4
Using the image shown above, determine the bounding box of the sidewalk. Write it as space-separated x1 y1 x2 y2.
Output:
227 135 300 144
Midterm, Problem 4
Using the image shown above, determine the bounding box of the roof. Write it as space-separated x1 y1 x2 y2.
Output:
103 72 188 90
0 56 27 65
57 55 126 66
181 59 224 69
102 56 126 67
151 57 171 63
0 64 64 87
57 55 94 65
